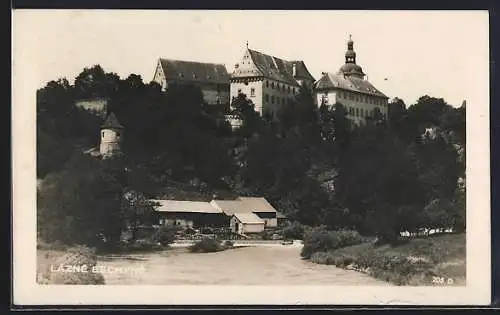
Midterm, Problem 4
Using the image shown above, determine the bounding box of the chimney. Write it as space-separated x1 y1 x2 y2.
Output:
292 63 297 77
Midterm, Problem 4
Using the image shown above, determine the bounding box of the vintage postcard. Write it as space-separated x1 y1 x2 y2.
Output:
12 10 491 305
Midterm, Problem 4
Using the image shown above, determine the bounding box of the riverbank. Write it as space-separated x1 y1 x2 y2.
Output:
37 245 105 284
308 233 465 286
98 245 389 285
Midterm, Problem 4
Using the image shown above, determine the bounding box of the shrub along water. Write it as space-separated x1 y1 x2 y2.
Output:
307 233 465 286
189 237 225 253
300 226 365 259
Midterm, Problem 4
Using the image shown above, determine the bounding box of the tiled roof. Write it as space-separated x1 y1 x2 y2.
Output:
210 197 277 216
237 197 277 213
159 58 230 84
210 200 249 216
314 72 388 98
232 49 314 86
288 60 315 82
152 200 223 214
233 212 264 224
101 112 124 129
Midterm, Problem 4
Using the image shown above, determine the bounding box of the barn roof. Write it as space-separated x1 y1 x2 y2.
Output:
237 197 277 213
232 212 264 224
211 197 277 216
152 200 222 214
158 58 230 84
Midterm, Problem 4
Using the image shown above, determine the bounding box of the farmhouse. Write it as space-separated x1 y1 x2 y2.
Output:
152 200 228 229
151 197 283 233
210 197 278 228
230 212 266 234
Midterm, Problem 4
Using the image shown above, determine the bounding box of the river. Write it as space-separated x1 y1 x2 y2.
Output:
98 244 390 285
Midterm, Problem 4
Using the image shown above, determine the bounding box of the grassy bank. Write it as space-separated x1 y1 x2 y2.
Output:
37 244 106 285
308 233 465 286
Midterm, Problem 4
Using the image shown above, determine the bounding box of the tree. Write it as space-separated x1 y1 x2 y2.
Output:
331 103 350 150
230 93 264 138
37 153 126 247
335 124 426 241
74 65 120 100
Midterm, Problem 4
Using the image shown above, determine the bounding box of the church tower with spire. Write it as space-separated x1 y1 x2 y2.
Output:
338 35 365 79
313 34 389 126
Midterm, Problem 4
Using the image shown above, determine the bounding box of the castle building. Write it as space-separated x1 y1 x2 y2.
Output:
99 112 124 158
314 36 389 126
229 44 315 117
152 58 231 106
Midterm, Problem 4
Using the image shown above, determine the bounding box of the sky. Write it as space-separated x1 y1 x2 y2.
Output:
13 10 489 107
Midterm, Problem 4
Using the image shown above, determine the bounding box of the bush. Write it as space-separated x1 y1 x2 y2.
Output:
301 227 364 259
223 240 234 247
281 221 306 240
259 230 274 240
153 225 178 246
189 237 224 253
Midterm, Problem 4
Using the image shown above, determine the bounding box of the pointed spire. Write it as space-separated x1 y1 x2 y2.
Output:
246 40 249 49
101 112 124 129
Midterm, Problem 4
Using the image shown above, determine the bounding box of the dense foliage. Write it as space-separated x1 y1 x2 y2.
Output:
37 64 466 247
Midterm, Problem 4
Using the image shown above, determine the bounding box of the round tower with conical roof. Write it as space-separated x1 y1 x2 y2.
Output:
99 112 124 158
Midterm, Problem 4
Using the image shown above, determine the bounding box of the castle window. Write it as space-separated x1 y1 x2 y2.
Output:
116 132 121 138
293 88 296 93
271 95 275 103
277 97 281 104
360 108 365 117
288 86 291 93
271 82 275 89
265 94 269 102
237 89 242 94
282 85 285 92
102 131 104 137
355 108 359 117
266 80 269 88
250 88 255 97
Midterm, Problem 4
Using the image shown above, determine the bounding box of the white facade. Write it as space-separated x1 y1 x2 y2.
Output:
99 128 122 157
230 215 265 234
230 79 299 116
230 48 310 118
316 89 389 126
